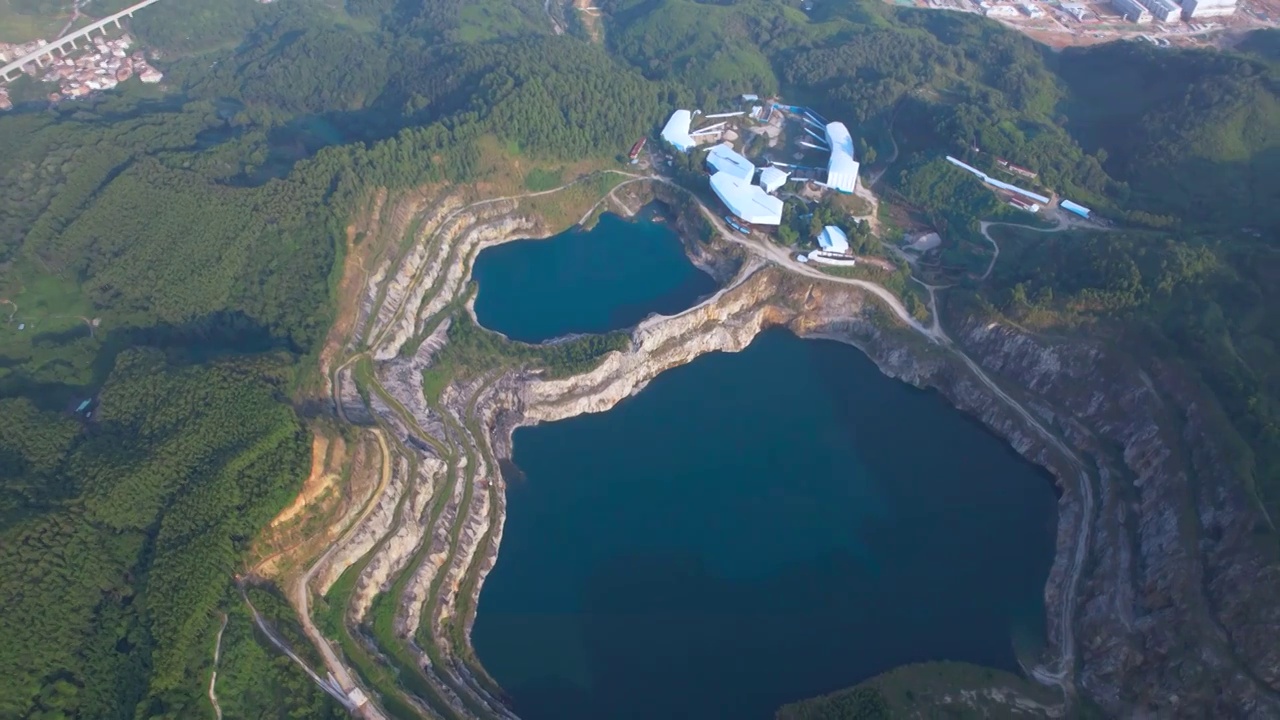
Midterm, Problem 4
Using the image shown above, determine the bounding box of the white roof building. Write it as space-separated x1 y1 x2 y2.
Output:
984 4 1021 16
1182 0 1235 16
818 226 850 253
710 172 784 225
706 144 756 182
758 166 789 194
661 109 696 152
824 122 860 194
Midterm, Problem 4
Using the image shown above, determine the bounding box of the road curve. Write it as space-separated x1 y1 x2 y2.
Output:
240 585 360 712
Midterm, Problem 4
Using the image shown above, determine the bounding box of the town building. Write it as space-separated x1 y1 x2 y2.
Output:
1112 0 1153 20
1 32 161 108
1181 0 1236 16
1060 3 1092 20
823 122 859 194
710 172 783 226
661 109 696 152
706 143 756 182
984 4 1022 17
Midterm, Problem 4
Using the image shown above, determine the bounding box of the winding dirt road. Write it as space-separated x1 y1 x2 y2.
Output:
288 427 395 720
208 613 228 720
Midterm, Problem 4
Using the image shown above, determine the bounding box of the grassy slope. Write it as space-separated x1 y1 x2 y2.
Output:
0 0 69 43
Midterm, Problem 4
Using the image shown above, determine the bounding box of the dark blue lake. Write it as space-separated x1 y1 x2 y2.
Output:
469 219 1057 720
471 212 718 342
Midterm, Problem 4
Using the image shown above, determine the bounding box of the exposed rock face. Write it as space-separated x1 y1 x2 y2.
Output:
308 176 1280 719
950 316 1280 717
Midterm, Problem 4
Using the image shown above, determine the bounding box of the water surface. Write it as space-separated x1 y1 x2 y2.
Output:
474 329 1058 720
472 212 717 343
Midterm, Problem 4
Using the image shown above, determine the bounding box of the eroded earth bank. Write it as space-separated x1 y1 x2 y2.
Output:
259 176 1280 719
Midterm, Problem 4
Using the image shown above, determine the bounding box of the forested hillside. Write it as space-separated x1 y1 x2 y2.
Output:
0 1 678 715
1 0 1278 716
0 351 311 717
1058 41 1280 229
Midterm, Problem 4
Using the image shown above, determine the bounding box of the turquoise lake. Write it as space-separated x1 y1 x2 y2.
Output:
471 211 718 342
470 218 1058 720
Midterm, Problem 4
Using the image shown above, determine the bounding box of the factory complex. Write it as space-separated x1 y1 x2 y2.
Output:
651 98 1103 273
659 101 864 231
944 155 1093 220
921 0 1243 23
710 171 786 225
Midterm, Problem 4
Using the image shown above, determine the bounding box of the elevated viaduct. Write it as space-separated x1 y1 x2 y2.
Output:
1 0 162 83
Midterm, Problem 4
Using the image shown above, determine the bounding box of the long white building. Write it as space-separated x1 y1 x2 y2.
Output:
710 172 784 225
662 110 696 152
1182 0 1235 16
824 122 859 194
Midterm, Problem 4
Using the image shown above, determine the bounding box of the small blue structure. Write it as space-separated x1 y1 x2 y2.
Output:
1061 199 1092 219
75 399 92 414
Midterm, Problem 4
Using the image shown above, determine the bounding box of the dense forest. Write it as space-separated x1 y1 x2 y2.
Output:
0 351 310 717
1 0 1278 716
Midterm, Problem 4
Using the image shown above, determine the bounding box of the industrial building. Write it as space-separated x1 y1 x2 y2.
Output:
758 166 789 194
808 226 856 266
823 122 859 194
817 226 850 253
996 157 1037 180
1182 0 1236 16
1008 196 1041 213
706 144 757 182
945 156 1051 205
1112 0 1153 22
1061 199 1092 219
661 110 696 152
710 172 784 225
